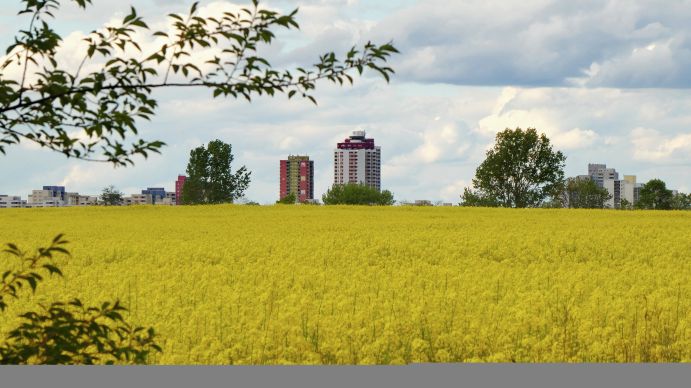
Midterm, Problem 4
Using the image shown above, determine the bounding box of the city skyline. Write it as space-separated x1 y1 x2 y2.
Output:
1 1 690 203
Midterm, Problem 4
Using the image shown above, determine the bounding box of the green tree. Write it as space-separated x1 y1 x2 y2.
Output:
637 179 674 210
671 193 690 210
462 128 566 208
460 188 500 207
1 0 397 364
181 140 250 204
322 183 395 205
100 185 124 206
560 177 612 209
276 192 297 204
619 198 633 210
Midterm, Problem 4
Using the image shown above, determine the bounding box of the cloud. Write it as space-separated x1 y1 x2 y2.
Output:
630 127 691 162
368 0 691 88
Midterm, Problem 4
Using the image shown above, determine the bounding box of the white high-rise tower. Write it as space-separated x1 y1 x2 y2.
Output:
333 131 381 191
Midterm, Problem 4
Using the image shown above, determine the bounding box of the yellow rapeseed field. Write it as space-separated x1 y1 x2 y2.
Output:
1 206 690 364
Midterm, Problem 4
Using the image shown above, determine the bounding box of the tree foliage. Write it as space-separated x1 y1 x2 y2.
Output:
0 235 160 364
560 177 612 209
0 0 398 165
181 139 250 205
637 179 674 210
462 128 566 208
671 192 691 210
100 185 124 206
322 183 394 206
276 192 297 204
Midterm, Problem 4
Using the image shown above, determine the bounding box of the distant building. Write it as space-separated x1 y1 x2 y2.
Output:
0 195 27 208
122 188 175 205
28 186 66 207
334 130 381 191
588 164 619 187
142 187 166 204
175 175 186 205
280 155 314 202
585 164 641 208
123 194 151 206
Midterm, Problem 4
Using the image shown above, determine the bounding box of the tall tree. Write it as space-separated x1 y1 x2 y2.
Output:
182 140 250 204
100 185 124 206
560 177 612 209
462 128 566 208
637 179 674 210
322 183 395 205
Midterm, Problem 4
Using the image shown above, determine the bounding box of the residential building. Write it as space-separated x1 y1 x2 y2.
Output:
28 187 66 207
65 192 91 206
621 175 637 206
175 175 186 205
280 155 315 202
588 164 619 187
123 194 152 206
334 130 381 191
603 179 621 208
0 195 27 208
142 187 166 204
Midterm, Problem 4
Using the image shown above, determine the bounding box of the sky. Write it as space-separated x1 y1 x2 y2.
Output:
1 0 690 204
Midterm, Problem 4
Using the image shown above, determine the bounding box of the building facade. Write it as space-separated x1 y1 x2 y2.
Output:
588 164 619 187
585 164 641 208
0 195 27 208
141 187 166 204
280 155 314 202
334 131 381 191
175 175 187 205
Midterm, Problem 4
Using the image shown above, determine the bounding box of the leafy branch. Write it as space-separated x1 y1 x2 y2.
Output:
0 235 161 364
0 0 398 166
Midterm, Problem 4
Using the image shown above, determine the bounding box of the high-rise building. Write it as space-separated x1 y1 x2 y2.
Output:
588 164 618 187
334 130 381 191
279 155 314 202
175 175 187 205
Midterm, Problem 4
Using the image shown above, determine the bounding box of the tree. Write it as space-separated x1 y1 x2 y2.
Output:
1 235 161 364
0 0 398 165
460 188 500 207
1 0 397 364
276 192 297 204
462 128 566 208
560 177 612 209
100 185 124 206
671 193 690 210
181 140 250 205
619 198 633 210
637 179 674 210
322 183 395 205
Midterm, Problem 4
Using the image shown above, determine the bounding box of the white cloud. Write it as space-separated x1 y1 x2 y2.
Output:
631 127 691 162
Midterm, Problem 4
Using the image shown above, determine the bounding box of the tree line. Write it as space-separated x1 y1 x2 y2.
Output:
460 127 690 210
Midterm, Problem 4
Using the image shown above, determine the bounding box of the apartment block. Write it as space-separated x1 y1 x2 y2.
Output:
334 131 381 191
175 175 187 205
588 164 619 187
280 155 315 202
0 195 27 208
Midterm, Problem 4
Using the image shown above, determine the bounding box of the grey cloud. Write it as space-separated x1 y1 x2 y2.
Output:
359 0 691 88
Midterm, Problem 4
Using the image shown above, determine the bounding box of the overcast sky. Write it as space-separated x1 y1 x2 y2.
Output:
1 0 690 203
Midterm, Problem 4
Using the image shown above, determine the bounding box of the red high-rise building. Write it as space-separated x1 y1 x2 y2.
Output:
175 175 186 205
279 156 314 202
